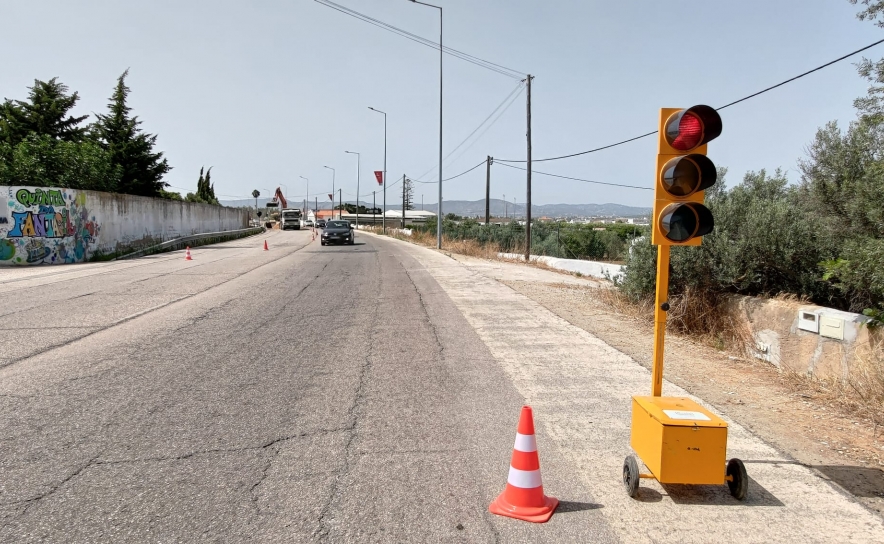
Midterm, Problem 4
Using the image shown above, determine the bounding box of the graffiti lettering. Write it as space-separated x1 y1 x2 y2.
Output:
15 188 65 208
0 217 7 224
8 209 69 238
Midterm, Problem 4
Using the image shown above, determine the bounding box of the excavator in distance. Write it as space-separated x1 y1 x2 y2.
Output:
266 187 302 230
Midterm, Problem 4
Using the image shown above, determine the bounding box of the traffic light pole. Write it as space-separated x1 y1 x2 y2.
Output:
651 244 670 397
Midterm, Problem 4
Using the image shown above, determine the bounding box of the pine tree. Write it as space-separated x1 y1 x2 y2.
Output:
0 78 88 146
92 70 171 197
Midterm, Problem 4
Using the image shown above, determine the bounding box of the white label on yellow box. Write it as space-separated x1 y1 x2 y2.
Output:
663 410 711 421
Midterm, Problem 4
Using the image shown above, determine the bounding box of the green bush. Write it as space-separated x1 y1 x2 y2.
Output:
619 169 834 304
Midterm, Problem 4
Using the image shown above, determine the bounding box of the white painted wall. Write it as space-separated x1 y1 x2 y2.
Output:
1 186 248 265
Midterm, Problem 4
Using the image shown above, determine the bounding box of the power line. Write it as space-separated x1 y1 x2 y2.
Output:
314 0 525 79
442 160 486 182
496 37 884 163
412 80 525 182
497 162 652 191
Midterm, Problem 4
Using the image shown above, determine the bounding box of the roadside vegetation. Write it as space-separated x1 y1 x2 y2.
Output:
410 216 646 262
0 71 214 203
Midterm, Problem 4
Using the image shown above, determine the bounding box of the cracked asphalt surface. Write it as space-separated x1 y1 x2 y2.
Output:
0 230 613 542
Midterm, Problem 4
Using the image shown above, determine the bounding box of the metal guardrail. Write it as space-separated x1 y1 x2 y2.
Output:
113 227 265 261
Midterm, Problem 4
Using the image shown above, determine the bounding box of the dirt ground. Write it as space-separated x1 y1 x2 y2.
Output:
436 250 884 518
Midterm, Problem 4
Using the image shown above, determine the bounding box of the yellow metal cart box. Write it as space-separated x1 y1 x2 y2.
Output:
630 396 728 485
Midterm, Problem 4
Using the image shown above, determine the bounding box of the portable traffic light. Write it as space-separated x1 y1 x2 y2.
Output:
651 105 722 246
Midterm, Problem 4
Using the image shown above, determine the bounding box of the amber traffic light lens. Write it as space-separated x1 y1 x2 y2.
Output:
661 157 700 197
660 203 698 242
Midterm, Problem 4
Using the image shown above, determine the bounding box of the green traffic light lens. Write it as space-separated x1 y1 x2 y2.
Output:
660 203 698 242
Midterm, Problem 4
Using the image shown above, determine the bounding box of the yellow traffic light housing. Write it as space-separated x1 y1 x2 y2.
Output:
624 105 745 503
652 105 722 246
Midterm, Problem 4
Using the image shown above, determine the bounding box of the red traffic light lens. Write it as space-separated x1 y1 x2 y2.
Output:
668 112 702 151
663 106 722 152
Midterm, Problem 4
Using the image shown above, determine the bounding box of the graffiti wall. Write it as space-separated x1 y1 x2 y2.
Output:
0 187 99 264
0 186 248 266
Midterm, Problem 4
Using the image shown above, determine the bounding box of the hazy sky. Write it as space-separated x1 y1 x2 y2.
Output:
3 1 882 208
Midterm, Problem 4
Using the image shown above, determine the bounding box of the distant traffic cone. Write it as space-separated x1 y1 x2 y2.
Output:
184 246 192 261
489 406 558 523
263 240 269 251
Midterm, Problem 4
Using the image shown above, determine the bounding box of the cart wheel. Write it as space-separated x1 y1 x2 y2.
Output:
726 458 748 501
623 455 640 498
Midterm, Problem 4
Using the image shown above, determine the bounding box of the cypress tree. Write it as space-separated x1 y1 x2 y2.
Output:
92 70 171 197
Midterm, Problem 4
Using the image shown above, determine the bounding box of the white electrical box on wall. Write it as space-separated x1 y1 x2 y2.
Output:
798 310 820 333
819 315 845 340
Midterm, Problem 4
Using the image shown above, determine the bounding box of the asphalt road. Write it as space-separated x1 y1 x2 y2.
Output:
0 230 615 543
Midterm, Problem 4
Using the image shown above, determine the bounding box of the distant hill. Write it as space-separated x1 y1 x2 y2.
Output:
219 197 650 218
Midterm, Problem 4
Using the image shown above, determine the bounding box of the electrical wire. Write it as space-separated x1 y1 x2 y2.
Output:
497 162 652 191
496 37 884 163
314 0 525 79
442 160 486 182
410 80 525 182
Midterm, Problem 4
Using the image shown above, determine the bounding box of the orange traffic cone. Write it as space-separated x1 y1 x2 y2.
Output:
263 240 269 251
489 406 558 523
184 246 192 261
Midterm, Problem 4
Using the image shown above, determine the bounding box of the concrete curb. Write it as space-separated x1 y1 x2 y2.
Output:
497 253 623 281
112 227 265 261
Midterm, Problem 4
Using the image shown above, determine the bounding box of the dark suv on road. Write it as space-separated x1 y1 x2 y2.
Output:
316 219 326 228
321 220 354 245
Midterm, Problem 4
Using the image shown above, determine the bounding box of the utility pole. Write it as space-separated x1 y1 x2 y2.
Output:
315 197 317 222
503 193 506 219
338 189 342 219
485 156 492 225
402 175 407 228
525 74 533 262
373 191 376 227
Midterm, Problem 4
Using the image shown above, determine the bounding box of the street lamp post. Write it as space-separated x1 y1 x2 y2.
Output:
409 0 442 249
323 166 336 218
368 107 387 234
299 176 309 218
345 151 360 230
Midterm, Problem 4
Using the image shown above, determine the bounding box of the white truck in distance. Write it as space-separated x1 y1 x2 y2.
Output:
281 209 302 230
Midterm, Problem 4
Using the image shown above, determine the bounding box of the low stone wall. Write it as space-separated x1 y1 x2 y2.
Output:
0 186 248 265
736 296 878 381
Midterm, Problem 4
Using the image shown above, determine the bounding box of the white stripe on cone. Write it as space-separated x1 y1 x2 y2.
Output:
507 466 543 489
513 432 537 452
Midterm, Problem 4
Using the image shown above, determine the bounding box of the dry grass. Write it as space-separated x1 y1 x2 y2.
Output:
782 335 884 435
385 228 504 259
